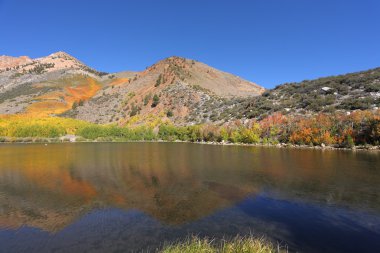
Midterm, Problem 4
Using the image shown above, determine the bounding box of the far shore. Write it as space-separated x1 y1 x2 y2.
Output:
1 136 379 152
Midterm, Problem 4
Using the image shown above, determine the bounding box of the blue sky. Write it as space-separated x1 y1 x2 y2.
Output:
0 0 379 88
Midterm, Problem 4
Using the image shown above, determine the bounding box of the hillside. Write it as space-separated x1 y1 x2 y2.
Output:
217 67 380 121
1 52 379 126
0 52 107 116
0 51 107 91
61 56 264 124
0 58 379 148
0 53 263 122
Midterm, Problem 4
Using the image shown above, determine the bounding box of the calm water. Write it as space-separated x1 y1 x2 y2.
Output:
0 143 379 253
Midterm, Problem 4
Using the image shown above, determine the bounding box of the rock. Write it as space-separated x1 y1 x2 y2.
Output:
321 87 332 92
59 135 77 142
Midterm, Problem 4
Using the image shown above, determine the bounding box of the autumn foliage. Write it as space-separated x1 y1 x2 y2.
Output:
25 76 101 116
0 110 379 147
0 115 89 138
271 110 380 146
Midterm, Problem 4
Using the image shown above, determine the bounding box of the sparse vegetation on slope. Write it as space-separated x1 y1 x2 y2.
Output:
234 68 380 119
60 55 264 125
64 62 380 126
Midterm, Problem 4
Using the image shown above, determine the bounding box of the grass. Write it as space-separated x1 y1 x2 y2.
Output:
161 236 286 253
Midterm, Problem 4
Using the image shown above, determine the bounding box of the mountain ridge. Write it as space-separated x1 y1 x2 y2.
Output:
0 52 265 123
0 51 379 126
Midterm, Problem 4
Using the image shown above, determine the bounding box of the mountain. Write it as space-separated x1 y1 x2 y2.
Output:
0 52 264 122
0 52 108 116
1 51 379 126
65 56 264 124
0 51 107 91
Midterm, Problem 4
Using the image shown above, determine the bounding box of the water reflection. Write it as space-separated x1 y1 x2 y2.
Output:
0 143 379 252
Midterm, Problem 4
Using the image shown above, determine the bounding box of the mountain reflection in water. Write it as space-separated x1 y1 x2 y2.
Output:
0 143 379 253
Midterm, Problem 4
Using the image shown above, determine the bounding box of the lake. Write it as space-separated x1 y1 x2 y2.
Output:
0 143 379 253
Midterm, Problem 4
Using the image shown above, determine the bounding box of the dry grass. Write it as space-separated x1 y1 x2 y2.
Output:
26 101 69 116
109 78 130 86
161 236 286 253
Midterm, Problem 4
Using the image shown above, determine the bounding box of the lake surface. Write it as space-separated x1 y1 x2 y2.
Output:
0 143 379 253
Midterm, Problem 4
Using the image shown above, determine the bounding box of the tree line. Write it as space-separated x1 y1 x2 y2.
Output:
0 110 379 147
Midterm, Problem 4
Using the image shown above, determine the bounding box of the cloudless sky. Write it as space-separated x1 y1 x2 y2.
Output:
0 0 379 88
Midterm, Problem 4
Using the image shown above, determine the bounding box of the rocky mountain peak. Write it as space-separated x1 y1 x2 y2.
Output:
48 51 77 60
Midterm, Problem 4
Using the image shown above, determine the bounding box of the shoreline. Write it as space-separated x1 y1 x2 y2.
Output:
1 137 379 151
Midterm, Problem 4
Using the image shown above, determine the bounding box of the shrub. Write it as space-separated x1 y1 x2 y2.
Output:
345 135 355 148
155 74 163 87
12 124 65 138
158 124 179 141
166 110 174 117
144 94 152 106
151 94 160 107
77 125 107 139
130 104 140 117
72 101 78 109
